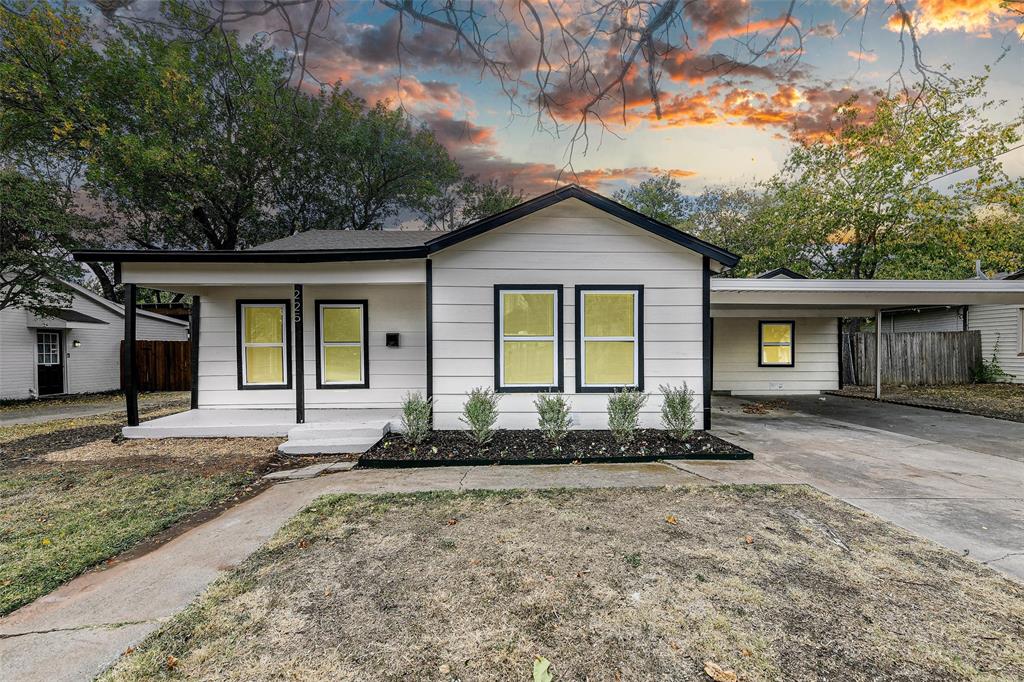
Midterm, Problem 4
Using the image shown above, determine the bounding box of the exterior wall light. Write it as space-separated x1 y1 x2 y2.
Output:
72 340 81 348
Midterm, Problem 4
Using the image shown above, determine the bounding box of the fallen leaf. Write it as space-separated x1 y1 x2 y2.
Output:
439 663 451 674
298 539 309 549
166 655 178 670
703 661 737 682
533 655 553 682
740 649 752 657
123 647 135 656
745 535 754 545
666 515 678 525
446 518 458 526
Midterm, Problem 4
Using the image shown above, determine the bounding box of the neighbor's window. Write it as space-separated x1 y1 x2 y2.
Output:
759 321 794 367
496 287 561 390
317 301 368 388
577 287 642 391
239 302 289 387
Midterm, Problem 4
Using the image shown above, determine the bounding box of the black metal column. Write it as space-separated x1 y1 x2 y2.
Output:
124 283 139 426
190 295 201 409
294 284 305 424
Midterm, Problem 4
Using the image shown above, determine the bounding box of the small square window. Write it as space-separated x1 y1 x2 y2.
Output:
759 321 794 367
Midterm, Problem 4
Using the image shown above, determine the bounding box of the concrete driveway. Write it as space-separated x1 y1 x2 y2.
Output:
685 394 1024 580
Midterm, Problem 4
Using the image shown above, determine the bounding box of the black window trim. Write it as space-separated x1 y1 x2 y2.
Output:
314 299 371 390
493 284 564 393
758 320 796 368
235 299 293 391
574 285 645 393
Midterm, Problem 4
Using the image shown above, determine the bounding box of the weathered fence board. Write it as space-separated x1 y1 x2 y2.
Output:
120 340 192 392
842 331 981 386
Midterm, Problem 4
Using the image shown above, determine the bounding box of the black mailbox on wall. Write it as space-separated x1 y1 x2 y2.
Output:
385 333 400 348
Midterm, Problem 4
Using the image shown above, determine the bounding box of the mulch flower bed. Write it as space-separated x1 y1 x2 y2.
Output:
359 429 751 467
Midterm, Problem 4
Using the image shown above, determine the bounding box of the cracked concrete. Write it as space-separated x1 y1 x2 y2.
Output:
688 395 1024 582
0 461 698 682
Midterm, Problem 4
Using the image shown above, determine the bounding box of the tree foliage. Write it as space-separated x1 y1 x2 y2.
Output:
613 175 691 226
0 170 79 313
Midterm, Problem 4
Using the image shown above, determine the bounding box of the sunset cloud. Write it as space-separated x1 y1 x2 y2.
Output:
887 0 1022 37
847 50 879 63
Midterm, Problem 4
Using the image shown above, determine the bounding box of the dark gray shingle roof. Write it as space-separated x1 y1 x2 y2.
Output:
249 230 437 251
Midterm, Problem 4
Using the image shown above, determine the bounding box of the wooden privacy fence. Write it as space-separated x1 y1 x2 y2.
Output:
842 331 981 386
120 340 192 392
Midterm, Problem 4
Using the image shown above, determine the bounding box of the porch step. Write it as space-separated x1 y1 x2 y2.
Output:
277 420 390 455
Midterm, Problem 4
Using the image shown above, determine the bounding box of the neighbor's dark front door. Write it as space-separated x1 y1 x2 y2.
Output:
36 331 64 395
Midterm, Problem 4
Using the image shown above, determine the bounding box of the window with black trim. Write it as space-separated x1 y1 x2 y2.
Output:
759 321 795 367
494 286 563 392
575 286 643 392
237 301 291 389
316 300 369 389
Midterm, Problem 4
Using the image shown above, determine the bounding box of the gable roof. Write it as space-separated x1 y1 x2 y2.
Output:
60 279 189 326
71 185 740 268
756 267 807 279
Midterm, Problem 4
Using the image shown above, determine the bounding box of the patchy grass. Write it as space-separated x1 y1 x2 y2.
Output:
836 383 1024 423
0 403 282 616
101 486 1024 681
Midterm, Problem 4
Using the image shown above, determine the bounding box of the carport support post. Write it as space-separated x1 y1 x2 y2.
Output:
293 284 305 425
124 283 139 427
875 308 882 400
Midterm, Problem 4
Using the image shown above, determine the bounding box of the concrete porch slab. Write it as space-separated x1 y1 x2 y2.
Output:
122 408 401 438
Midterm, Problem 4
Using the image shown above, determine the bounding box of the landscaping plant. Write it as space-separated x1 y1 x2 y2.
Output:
459 387 501 446
399 392 432 445
607 388 648 445
973 336 1014 383
659 383 695 442
534 393 572 446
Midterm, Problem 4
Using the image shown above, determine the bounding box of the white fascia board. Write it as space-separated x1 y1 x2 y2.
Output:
120 260 427 287
711 278 1024 307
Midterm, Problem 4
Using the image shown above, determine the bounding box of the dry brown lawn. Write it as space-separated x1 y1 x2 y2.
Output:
102 486 1024 681
836 383 1024 423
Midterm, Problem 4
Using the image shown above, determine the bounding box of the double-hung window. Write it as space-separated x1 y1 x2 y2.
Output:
494 286 563 392
237 301 291 389
316 301 369 389
759 321 795 367
575 286 643 392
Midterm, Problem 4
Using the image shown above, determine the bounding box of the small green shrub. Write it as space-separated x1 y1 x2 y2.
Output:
534 393 573 445
973 335 1014 383
399 392 432 445
459 386 501 446
606 388 648 445
659 383 695 442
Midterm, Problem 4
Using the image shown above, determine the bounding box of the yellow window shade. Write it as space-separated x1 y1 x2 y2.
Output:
584 341 635 385
322 307 362 343
584 293 634 337
245 347 284 384
244 306 283 344
761 323 792 344
503 293 554 336
324 346 362 383
761 345 792 366
503 340 554 385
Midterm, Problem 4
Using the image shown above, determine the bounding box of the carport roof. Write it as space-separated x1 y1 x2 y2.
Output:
711 278 1024 315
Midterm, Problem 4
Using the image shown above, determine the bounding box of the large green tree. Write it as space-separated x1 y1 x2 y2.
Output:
613 174 692 225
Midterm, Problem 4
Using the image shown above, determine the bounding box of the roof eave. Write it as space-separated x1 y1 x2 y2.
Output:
72 246 429 264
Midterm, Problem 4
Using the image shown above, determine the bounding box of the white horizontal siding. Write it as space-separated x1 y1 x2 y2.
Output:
886 308 963 333
713 317 839 395
968 304 1024 383
0 308 36 399
431 198 706 430
196 284 426 409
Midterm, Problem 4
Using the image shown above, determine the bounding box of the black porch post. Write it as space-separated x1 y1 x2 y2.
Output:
702 256 713 430
293 284 305 424
189 295 201 410
124 283 139 426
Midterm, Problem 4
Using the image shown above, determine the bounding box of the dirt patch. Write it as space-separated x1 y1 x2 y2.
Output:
834 384 1024 423
362 429 750 466
101 486 1024 681
740 400 790 415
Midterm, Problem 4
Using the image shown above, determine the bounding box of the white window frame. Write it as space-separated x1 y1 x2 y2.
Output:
497 288 560 391
578 288 640 390
318 302 367 387
36 332 60 366
240 302 288 387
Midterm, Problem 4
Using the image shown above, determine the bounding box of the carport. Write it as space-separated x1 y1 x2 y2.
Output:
709 278 1024 400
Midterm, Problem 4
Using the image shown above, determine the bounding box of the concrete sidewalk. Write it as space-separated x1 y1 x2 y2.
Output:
0 462 700 682
0 393 186 427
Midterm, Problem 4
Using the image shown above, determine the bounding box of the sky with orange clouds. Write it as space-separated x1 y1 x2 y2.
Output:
109 0 1024 196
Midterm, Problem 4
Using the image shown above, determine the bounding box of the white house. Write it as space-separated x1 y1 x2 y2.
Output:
0 279 189 400
71 185 1024 451
882 270 1024 383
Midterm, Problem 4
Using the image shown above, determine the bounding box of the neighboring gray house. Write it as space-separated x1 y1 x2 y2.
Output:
883 270 1024 383
0 280 189 400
